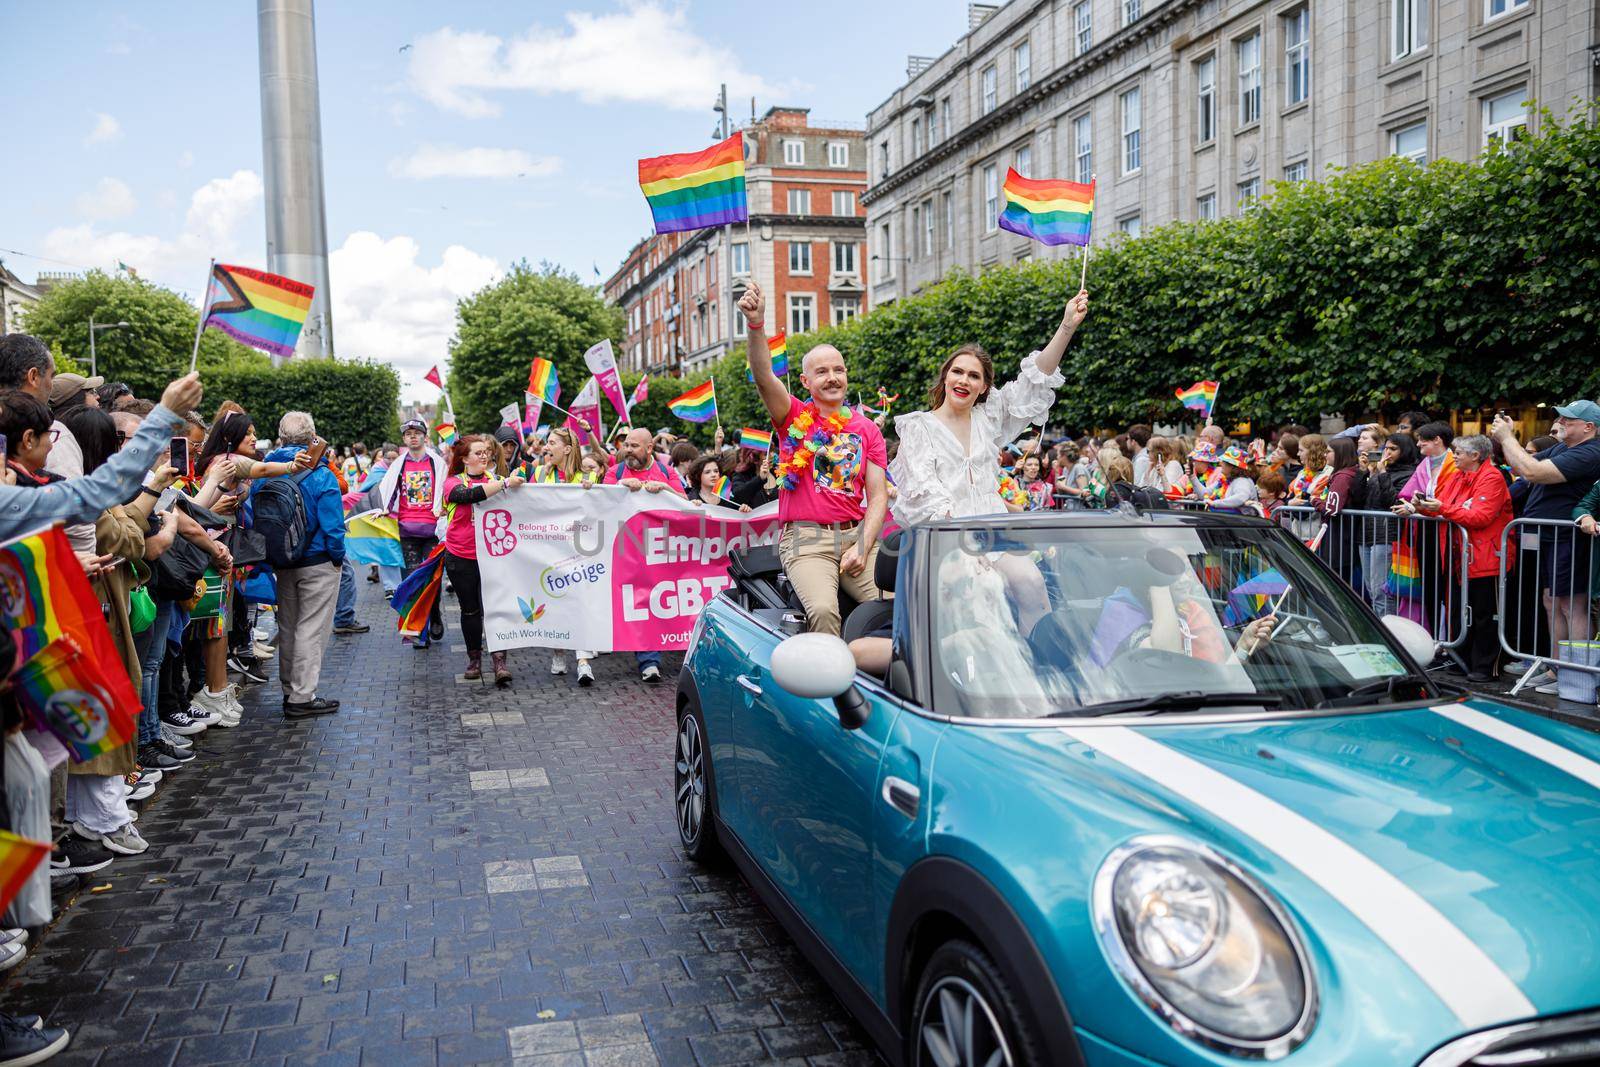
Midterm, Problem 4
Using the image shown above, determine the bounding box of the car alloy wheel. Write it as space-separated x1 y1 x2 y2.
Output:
675 711 706 846
918 975 1015 1067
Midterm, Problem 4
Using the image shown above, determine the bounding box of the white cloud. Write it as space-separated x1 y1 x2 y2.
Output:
177 150 194 169
329 232 500 398
41 170 263 291
389 144 562 181
84 112 122 145
408 4 781 117
75 177 137 221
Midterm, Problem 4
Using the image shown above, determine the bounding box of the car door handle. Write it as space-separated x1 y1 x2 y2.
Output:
882 776 920 819
736 674 763 696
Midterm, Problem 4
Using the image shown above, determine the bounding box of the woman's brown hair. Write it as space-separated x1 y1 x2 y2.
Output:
1299 433 1329 471
927 343 994 410
447 434 497 477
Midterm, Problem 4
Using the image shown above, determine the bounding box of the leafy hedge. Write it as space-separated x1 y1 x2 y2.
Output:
206 360 400 447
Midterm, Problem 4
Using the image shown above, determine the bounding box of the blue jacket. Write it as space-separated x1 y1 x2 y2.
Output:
252 445 346 567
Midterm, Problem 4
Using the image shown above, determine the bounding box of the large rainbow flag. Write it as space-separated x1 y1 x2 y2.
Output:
0 830 51 917
747 331 790 381
201 263 314 359
668 380 718 424
528 357 560 404
1175 380 1220 418
392 543 446 642
638 133 748 235
998 171 1095 247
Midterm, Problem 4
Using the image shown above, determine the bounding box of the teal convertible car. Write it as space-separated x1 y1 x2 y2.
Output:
674 511 1600 1067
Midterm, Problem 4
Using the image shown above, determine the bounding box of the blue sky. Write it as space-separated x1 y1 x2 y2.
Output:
1 1 968 399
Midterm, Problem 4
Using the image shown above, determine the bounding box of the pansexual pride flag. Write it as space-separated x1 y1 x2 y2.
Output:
746 331 790 381
668 380 717 424
201 262 313 359
998 170 1095 247
738 427 772 452
639 133 748 235
1175 380 1220 417
528 357 560 404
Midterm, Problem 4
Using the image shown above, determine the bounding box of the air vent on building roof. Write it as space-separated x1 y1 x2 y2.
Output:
969 3 1000 30
907 55 936 78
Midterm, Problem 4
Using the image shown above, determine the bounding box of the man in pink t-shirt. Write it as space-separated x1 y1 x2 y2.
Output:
603 428 687 497
739 281 889 636
377 419 449 643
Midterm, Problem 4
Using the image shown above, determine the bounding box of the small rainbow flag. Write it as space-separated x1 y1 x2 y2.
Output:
528 357 560 404
668 380 717 424
434 422 458 446
392 542 446 642
638 132 748 235
998 171 1095 247
738 427 772 452
747 331 790 381
714 475 732 500
1175 380 1220 418
11 635 136 761
201 262 314 359
0 830 51 917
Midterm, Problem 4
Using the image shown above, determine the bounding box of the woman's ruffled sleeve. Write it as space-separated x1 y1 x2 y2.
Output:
889 414 956 527
990 351 1065 444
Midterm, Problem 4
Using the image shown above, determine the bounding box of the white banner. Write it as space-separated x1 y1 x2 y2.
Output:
474 485 780 652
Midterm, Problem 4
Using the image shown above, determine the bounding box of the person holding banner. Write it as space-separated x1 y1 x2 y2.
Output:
442 436 525 685
377 419 448 646
529 427 603 685
604 427 687 682
739 282 889 638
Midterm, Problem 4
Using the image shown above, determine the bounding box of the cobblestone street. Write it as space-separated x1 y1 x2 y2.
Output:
0 582 876 1066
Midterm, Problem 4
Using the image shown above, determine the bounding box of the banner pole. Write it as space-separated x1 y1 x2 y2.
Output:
188 258 215 374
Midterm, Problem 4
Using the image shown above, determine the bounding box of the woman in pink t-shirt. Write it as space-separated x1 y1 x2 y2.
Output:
442 435 524 684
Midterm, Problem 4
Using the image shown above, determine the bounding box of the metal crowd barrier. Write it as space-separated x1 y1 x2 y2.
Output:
1497 516 1600 695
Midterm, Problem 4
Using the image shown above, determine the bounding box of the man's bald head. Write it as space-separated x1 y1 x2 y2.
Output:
800 343 843 377
622 427 657 469
799 343 849 407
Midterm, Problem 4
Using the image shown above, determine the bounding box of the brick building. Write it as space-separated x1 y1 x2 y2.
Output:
605 107 871 377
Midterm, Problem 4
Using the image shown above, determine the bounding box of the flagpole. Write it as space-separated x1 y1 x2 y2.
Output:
712 376 721 435
1207 382 1221 428
1078 174 1095 293
188 258 215 374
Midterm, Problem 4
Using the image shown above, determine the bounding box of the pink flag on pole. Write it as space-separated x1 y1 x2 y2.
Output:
631 374 649 407
423 365 443 390
522 390 543 437
583 339 632 425
566 376 602 445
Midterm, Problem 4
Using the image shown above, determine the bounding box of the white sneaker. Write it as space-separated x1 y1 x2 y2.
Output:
577 661 594 687
641 664 662 683
1534 681 1562 695
188 688 232 725
162 724 194 750
0 942 23 972
252 641 275 659
550 655 568 676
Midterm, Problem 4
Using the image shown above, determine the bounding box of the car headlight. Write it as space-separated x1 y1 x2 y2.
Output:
1093 838 1316 1059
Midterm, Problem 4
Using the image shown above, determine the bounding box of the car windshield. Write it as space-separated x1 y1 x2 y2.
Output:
925 520 1418 719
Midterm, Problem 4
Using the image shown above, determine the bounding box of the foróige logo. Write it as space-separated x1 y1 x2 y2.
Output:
482 509 517 556
539 559 607 599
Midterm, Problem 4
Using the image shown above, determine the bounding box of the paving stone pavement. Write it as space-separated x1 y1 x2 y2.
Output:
1 580 880 1066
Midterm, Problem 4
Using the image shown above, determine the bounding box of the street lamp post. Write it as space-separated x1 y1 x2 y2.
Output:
88 315 131 378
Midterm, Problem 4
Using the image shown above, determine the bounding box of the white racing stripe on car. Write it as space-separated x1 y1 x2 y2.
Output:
1434 702 1600 792
1061 725 1535 1029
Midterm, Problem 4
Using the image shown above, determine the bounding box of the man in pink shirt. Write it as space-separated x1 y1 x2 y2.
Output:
377 418 449 644
604 427 684 680
739 281 889 636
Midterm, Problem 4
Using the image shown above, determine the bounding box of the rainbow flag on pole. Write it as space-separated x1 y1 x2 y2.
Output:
1175 380 1220 418
747 331 790 381
527 357 560 404
998 171 1095 247
392 543 446 642
738 427 772 452
201 262 314 359
668 380 718 424
433 421 458 446
638 133 748 235
0 830 51 916
11 636 136 761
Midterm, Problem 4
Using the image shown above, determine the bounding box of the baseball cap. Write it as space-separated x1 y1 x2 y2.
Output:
1554 400 1600 424
48 371 105 406
401 418 427 432
493 425 519 444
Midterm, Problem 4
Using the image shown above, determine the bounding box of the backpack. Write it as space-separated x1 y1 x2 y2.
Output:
254 466 318 567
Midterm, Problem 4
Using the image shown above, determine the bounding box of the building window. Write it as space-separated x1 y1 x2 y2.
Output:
1120 87 1142 174
1075 0 1093 55
788 294 814 334
1196 56 1217 143
1486 0 1528 19
1124 0 1141 25
1392 120 1428 162
912 117 924 156
832 295 861 326
1197 192 1218 219
879 141 890 179
1238 33 1262 126
943 190 954 248
787 188 811 215
1015 144 1032 177
1483 88 1528 145
1118 214 1142 237
731 242 749 275
827 141 849 167
832 240 857 275
941 98 953 142
879 222 893 278
982 164 999 233
1283 160 1308 182
928 105 940 146
1392 0 1428 59
1238 176 1262 208
783 139 805 165
832 190 856 216
981 65 998 114
911 206 921 259
922 198 935 254
1073 114 1093 183
788 241 812 274
1284 8 1310 106
1014 40 1031 92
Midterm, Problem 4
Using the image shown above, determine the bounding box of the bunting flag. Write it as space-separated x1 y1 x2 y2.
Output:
668 380 717 424
345 510 404 568
1175 380 1220 419
392 543 447 641
747 331 790 381
0 831 52 917
201 262 313 359
423 365 444 390
10 635 137 761
527 357 560 404
998 170 1095 247
631 375 650 408
638 132 748 235
738 427 772 452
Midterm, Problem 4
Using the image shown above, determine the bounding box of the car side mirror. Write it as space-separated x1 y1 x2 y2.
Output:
770 633 871 730
1381 614 1436 667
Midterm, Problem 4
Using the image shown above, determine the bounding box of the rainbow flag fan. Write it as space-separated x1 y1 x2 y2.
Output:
998 171 1095 247
668 380 718 424
738 427 772 452
528 357 560 404
639 133 748 235
1175 380 1220 418
201 262 314 359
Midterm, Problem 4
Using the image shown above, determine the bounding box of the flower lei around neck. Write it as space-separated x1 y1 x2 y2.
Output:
776 402 853 492
1202 467 1233 501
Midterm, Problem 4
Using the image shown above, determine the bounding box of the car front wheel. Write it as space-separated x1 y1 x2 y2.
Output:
910 940 1043 1067
674 701 722 863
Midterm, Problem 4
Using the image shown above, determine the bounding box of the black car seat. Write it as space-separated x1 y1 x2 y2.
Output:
840 531 903 645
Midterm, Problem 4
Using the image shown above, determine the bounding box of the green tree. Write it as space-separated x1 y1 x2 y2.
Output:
447 261 625 433
206 360 400 447
20 270 268 397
